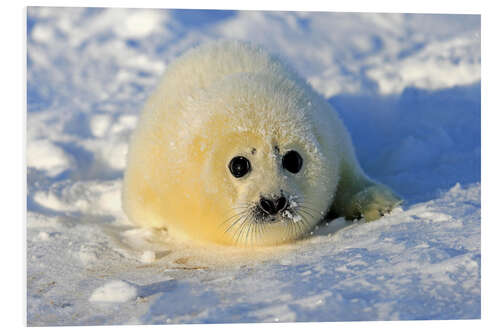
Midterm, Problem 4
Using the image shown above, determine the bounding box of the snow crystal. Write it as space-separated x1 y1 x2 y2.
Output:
27 139 71 177
116 10 165 38
288 197 298 208
416 211 452 222
31 24 54 43
36 231 50 241
140 251 156 263
109 115 137 134
90 114 111 138
89 280 138 303
78 244 100 266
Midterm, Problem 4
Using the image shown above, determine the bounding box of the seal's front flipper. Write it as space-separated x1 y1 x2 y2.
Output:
346 184 402 221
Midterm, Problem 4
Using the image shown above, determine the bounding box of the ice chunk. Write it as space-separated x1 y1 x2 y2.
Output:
89 280 137 303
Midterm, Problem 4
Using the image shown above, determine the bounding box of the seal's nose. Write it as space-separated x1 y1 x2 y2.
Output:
260 196 288 215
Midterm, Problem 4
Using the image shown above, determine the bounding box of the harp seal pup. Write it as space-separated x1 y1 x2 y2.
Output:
122 40 401 246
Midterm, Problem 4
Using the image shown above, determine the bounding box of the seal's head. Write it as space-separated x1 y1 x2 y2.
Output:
123 70 342 246
184 74 341 246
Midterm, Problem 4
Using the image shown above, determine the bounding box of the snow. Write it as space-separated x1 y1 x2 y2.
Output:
26 8 480 326
140 251 156 264
27 139 72 177
89 280 138 303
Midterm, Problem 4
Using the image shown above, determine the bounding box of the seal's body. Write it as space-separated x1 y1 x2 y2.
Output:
122 41 401 246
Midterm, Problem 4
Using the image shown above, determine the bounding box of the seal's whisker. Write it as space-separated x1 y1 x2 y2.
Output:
224 212 249 234
258 221 265 241
292 217 302 238
219 211 247 228
296 204 322 217
296 201 319 209
245 220 252 245
294 197 322 209
255 223 262 245
297 208 317 220
294 199 319 210
242 218 254 245
248 223 254 246
236 223 248 245
287 217 295 237
220 214 247 232
295 211 311 236
244 219 256 246
294 204 322 217
283 218 292 238
294 210 308 229
292 204 318 221
232 221 244 245
234 213 252 245
226 197 324 245
252 222 260 245
252 223 258 246
291 211 303 236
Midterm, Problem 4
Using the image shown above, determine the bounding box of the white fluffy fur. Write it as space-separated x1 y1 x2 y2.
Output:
122 40 401 246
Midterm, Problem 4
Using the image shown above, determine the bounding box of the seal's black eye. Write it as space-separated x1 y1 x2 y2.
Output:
229 156 251 178
282 150 303 174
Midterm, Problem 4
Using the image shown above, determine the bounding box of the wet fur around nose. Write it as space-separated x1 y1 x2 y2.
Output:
259 195 288 215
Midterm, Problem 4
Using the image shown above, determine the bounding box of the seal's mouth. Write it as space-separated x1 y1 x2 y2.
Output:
251 202 294 224
219 195 324 245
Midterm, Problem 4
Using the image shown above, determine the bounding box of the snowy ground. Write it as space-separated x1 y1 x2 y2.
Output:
26 8 480 325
